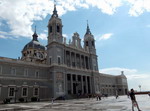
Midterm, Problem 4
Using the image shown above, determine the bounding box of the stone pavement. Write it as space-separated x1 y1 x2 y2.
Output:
0 95 150 111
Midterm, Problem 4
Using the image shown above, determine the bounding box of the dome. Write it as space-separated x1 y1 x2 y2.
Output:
22 31 46 51
23 40 45 51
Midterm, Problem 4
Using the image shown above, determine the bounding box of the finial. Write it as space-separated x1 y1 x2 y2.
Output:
32 25 38 41
87 20 88 26
34 25 36 33
54 0 56 5
52 0 58 17
87 20 89 29
86 20 91 35
121 71 124 75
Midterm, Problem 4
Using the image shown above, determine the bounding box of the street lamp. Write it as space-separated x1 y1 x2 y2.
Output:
139 85 141 92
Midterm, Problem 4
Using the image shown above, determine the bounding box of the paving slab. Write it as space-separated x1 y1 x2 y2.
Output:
0 95 150 111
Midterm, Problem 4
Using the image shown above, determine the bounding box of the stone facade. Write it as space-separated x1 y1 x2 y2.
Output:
0 5 128 103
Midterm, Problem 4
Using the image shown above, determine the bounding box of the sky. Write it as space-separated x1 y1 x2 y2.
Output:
0 0 150 91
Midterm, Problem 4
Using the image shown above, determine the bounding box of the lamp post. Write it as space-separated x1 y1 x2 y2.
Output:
139 85 141 92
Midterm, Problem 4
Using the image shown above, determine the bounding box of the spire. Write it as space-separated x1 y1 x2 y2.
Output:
52 1 58 17
86 20 91 35
34 25 37 34
32 25 38 41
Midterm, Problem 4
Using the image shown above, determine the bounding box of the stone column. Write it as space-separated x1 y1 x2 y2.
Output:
69 51 71 67
65 74 68 94
89 77 92 94
79 54 81 68
71 74 73 94
84 56 86 69
88 57 90 70
74 53 76 68
81 55 83 69
85 76 88 94
81 76 84 94
64 50 66 65
75 75 78 94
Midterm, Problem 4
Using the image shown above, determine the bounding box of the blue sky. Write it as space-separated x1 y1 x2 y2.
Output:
1 0 150 91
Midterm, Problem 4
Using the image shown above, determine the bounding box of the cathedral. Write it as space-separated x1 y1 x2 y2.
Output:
0 5 128 103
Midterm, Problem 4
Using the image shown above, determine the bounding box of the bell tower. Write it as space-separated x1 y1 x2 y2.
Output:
47 3 64 66
84 21 96 54
47 4 63 44
84 21 98 71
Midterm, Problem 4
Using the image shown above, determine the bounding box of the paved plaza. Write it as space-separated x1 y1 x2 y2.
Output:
0 95 150 111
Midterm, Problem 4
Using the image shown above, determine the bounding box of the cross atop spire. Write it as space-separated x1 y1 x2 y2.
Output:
32 25 38 41
54 0 56 5
86 20 91 35
34 25 36 33
52 0 58 17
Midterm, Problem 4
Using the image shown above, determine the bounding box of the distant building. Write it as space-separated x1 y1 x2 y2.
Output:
0 5 128 102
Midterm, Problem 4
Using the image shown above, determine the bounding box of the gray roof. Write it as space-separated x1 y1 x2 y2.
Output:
23 40 45 51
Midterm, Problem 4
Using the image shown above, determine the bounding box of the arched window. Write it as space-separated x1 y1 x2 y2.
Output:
57 25 60 32
50 26 52 33
92 41 95 47
86 41 88 46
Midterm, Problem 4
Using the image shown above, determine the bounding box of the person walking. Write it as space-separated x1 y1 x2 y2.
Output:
116 94 118 99
51 97 54 107
115 89 119 99
129 89 141 111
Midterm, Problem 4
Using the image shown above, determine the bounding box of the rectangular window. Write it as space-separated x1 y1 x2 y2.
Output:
72 62 75 67
35 71 39 78
22 87 28 97
94 66 97 71
24 69 28 77
49 57 52 65
73 75 76 81
67 74 71 81
11 68 16 75
86 41 88 46
83 76 85 81
78 75 81 81
8 87 15 97
33 88 39 96
58 56 61 65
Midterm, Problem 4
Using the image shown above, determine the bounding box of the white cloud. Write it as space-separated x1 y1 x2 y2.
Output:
0 31 13 38
0 35 8 39
85 0 122 15
63 34 68 38
1 0 150 40
127 0 150 16
0 0 122 40
100 67 150 91
38 33 47 40
0 22 3 26
98 33 113 41
0 0 53 38
44 30 48 33
100 67 137 75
